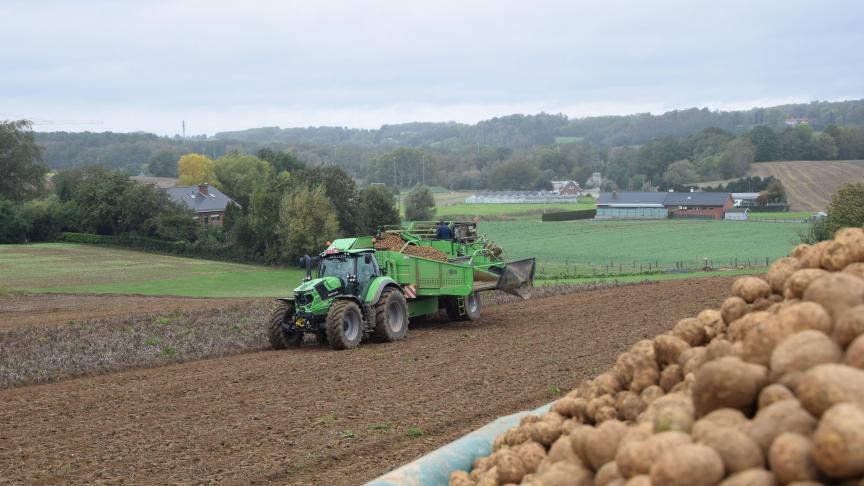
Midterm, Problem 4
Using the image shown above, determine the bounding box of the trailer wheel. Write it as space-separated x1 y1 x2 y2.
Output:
464 293 481 321
372 288 409 342
268 301 302 349
443 295 481 321
325 300 363 350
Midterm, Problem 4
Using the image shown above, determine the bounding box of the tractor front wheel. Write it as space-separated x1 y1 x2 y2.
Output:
372 288 409 342
325 300 363 350
268 301 303 349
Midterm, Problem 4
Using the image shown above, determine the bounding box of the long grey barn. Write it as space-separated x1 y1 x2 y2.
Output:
597 192 734 220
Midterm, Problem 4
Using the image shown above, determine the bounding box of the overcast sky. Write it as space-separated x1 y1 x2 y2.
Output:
1 0 862 135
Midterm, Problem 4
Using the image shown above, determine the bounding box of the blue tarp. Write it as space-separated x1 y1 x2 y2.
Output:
365 402 552 486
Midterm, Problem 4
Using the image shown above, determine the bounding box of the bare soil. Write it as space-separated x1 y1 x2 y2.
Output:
0 277 734 485
0 293 253 331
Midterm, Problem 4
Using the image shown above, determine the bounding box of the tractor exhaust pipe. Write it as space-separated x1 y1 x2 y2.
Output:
300 255 314 281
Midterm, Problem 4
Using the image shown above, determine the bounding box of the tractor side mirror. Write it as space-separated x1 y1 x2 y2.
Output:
364 253 372 264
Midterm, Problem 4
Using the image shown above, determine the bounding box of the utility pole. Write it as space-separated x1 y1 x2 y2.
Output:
182 120 186 138
393 155 399 213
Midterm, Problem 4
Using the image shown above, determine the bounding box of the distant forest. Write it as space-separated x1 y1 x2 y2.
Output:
33 98 864 191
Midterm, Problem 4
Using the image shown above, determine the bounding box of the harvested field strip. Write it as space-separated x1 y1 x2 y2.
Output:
0 302 269 388
0 277 734 485
749 160 864 211
0 283 625 388
0 294 253 330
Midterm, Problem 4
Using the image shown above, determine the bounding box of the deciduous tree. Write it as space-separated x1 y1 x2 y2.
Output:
0 120 46 201
213 153 270 207
404 184 435 221
278 185 340 261
177 153 218 186
358 185 399 234
826 182 864 235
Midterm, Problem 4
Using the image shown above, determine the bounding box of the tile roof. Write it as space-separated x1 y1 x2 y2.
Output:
165 185 237 212
598 191 732 207
597 192 668 206
663 192 731 206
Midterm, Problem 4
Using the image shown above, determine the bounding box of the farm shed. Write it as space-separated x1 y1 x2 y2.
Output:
164 184 238 225
464 191 581 204
596 192 669 219
664 192 733 220
724 207 750 221
731 192 760 207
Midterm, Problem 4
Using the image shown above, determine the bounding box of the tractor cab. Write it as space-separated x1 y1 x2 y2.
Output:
315 248 381 296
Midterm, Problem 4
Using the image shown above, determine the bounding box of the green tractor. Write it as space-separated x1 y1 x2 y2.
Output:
268 221 535 351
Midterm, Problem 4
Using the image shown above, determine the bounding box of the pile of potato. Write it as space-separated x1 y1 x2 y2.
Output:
374 233 449 262
374 233 408 252
450 227 864 486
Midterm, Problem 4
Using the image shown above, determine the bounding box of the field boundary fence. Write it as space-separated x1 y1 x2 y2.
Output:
535 255 782 280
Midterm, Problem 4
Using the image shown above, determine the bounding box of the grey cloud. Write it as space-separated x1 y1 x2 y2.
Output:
1 0 862 134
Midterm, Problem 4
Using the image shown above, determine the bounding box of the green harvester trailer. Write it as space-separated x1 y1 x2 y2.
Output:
268 221 536 350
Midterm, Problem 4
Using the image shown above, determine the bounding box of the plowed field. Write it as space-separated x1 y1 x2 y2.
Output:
0 277 734 485
0 293 253 331
749 160 864 211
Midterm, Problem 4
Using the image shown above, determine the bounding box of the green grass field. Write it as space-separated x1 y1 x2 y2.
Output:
1 218 806 297
482 219 805 276
747 211 813 220
0 243 304 297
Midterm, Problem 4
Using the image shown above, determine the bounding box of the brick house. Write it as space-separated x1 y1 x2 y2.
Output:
165 184 238 225
551 180 583 195
664 192 733 220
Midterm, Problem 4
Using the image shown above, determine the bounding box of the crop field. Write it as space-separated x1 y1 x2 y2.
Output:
749 160 864 211
0 243 304 297
483 219 805 276
0 277 735 484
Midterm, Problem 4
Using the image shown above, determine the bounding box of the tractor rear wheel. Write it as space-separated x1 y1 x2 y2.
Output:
372 288 409 342
268 301 302 348
325 300 363 350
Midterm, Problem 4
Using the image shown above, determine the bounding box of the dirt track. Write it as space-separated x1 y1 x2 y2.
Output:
0 294 253 331
0 277 734 485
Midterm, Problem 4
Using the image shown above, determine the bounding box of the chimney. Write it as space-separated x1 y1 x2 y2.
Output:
198 183 209 196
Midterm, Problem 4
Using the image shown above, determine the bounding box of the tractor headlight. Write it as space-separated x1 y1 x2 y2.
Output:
295 292 312 306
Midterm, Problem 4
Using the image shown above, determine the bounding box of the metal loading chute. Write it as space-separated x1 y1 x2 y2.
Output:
473 258 536 298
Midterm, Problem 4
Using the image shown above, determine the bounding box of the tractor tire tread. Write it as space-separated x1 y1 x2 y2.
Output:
325 300 363 350
268 301 302 349
372 288 409 342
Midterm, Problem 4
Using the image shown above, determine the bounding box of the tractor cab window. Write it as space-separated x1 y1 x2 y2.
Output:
355 254 379 284
319 256 354 279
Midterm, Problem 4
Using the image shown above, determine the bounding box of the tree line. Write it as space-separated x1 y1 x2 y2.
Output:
31 100 864 196
1 120 438 264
